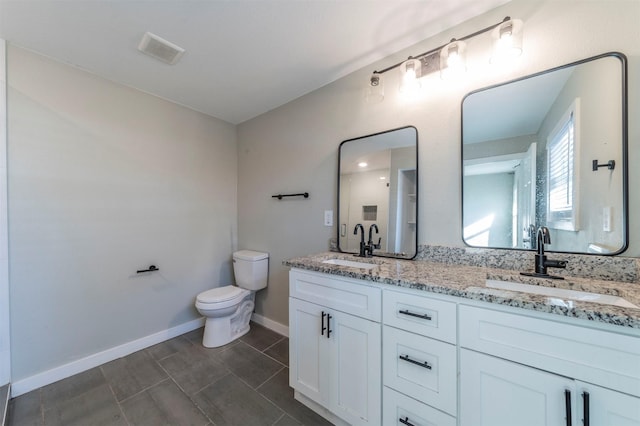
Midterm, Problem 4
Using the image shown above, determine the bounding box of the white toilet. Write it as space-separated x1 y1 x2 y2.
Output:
195 250 269 348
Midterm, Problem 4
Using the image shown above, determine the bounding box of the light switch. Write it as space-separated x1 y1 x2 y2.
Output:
324 210 333 227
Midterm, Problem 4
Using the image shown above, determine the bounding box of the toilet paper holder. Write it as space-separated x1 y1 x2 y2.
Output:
136 265 159 273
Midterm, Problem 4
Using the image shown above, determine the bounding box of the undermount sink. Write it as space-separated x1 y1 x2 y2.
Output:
486 279 639 309
322 258 378 270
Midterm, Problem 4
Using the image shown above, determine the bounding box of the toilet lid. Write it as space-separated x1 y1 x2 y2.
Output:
197 286 244 303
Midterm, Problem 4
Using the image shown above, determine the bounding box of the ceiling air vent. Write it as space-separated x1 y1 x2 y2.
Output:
137 32 185 65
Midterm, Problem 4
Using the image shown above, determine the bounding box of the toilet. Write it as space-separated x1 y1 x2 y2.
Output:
195 250 269 348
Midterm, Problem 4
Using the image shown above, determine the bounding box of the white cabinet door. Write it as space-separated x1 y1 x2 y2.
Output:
577 381 640 426
289 298 329 406
460 349 576 426
329 309 381 426
290 296 381 426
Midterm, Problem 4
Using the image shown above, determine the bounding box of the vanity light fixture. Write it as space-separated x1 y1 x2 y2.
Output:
365 73 385 103
399 58 422 93
367 16 523 98
491 18 524 63
440 39 467 79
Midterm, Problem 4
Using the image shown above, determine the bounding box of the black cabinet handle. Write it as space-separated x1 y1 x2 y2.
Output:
582 391 590 426
321 311 326 336
399 416 416 426
326 314 332 338
565 390 572 426
399 309 432 321
399 354 432 370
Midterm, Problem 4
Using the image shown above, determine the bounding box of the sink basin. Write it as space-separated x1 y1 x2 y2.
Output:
322 258 378 270
486 279 639 309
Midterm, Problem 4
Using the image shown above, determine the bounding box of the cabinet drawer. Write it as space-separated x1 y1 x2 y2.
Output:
459 305 640 397
290 269 381 321
383 326 457 415
383 387 456 426
383 289 456 344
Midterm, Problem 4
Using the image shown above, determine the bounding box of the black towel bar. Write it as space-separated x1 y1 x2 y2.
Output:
272 192 309 200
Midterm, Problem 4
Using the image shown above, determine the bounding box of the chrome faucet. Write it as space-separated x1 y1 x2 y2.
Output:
522 226 568 279
353 224 367 257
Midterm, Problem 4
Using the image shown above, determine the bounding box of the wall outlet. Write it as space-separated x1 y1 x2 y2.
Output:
324 210 333 227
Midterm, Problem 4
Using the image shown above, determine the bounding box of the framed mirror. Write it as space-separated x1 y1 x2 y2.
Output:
462 52 627 255
338 126 418 259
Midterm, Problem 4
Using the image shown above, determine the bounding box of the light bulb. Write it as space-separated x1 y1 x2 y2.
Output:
440 40 466 80
491 19 523 64
399 59 421 93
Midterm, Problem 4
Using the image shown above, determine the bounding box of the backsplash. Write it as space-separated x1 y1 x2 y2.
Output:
417 245 640 284
326 239 639 283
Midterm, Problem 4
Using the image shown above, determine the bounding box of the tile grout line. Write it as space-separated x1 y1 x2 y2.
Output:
115 376 172 405
259 336 286 353
271 412 286 426
105 380 132 426
239 339 288 369
254 365 286 392
153 348 224 426
38 389 44 426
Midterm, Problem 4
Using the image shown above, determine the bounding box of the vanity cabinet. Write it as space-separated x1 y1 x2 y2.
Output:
459 305 640 426
288 265 640 426
289 270 382 426
382 288 457 426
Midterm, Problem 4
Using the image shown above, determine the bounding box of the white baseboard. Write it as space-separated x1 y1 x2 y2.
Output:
1 383 9 426
251 313 289 337
11 317 204 398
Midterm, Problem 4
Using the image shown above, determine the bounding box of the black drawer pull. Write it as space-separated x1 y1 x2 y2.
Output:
399 309 432 321
321 311 327 336
399 354 432 370
565 389 572 426
399 416 416 426
326 313 332 338
582 391 590 426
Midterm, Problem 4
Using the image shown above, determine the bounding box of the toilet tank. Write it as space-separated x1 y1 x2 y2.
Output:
233 250 269 290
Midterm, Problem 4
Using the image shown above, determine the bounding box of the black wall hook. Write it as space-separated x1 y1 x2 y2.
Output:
592 160 615 171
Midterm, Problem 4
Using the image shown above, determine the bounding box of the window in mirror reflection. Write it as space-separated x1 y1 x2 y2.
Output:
547 100 578 231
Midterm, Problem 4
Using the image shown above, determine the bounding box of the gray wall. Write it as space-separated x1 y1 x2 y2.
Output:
537 56 624 252
237 0 640 327
464 173 515 247
8 46 238 380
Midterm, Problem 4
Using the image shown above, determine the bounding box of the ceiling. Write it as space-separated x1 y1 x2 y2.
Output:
0 0 510 124
463 67 573 144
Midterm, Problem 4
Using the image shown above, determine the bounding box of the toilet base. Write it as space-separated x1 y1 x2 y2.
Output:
202 296 255 348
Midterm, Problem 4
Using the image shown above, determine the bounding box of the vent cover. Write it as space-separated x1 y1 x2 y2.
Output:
137 32 185 65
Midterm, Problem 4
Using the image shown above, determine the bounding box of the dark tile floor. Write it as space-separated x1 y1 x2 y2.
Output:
7 323 332 426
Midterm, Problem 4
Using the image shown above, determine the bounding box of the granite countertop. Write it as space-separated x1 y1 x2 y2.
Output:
284 251 640 329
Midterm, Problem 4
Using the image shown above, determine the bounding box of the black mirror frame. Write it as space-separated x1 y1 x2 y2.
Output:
460 52 628 255
337 126 419 260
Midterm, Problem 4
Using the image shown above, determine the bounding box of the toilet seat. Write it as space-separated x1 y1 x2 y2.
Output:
198 286 244 303
196 286 249 310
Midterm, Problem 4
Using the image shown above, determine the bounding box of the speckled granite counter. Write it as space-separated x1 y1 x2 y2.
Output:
284 251 640 329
